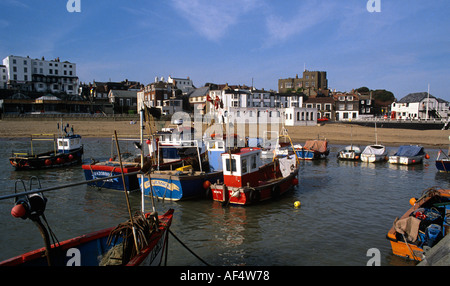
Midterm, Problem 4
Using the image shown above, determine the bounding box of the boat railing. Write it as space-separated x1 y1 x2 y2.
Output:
12 134 58 157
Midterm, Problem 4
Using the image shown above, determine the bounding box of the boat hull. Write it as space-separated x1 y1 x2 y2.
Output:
386 188 450 261
360 154 386 163
0 209 174 266
82 163 140 191
295 149 328 160
9 146 84 170
139 171 223 201
338 151 362 161
389 155 424 165
436 160 450 172
211 168 299 205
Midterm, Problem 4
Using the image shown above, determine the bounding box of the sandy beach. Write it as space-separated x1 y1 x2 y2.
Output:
0 119 449 149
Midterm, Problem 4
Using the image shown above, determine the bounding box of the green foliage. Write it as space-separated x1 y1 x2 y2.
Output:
356 87 395 102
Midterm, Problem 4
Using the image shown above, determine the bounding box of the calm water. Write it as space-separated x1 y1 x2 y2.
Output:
0 137 449 266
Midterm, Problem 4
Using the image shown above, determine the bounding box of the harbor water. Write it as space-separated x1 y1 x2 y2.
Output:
0 137 449 266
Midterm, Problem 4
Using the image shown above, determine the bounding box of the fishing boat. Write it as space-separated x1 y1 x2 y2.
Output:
9 124 83 170
138 139 222 201
0 177 174 266
295 140 329 160
337 145 362 161
386 187 450 262
360 145 387 163
210 147 299 206
82 135 147 192
82 129 200 192
388 145 428 165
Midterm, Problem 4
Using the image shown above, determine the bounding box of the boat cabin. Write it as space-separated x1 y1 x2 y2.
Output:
205 138 226 172
57 135 82 154
222 148 279 188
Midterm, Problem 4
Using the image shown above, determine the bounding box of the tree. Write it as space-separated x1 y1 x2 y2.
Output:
356 87 395 102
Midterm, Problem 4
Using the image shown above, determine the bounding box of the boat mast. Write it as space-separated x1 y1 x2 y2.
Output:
426 84 430 121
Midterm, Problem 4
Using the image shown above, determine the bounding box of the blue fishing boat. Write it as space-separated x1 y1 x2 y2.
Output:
139 136 223 201
295 140 329 160
138 170 222 201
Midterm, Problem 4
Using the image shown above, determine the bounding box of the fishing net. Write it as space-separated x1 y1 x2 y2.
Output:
100 211 159 266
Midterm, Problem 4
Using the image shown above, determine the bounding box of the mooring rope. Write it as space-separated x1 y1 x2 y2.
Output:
168 229 211 266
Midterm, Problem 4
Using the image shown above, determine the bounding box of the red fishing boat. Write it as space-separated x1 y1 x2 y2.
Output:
211 147 299 206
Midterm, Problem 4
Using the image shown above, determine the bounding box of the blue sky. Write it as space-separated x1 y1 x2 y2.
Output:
1 0 449 101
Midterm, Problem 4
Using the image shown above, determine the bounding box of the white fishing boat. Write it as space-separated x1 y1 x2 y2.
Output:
388 145 427 165
360 122 387 163
338 145 362 161
361 144 387 163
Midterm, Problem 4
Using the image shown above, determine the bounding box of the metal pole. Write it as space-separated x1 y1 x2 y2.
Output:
114 130 140 254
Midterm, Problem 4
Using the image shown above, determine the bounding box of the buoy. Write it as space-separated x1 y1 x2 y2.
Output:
68 154 74 161
293 178 299 185
203 180 211 189
409 197 416 206
294 201 301 208
44 159 52 166
425 154 430 159
11 204 27 218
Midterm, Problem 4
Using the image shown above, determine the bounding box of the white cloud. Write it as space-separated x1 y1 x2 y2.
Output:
170 0 259 42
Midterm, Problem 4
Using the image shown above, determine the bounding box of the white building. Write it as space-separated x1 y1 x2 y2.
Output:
0 65 7 89
167 76 194 95
205 84 314 126
2 55 78 95
391 92 449 120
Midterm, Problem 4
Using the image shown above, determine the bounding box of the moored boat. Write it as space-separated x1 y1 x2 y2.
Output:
388 145 428 165
9 124 83 170
360 144 387 163
211 147 299 206
337 145 362 161
0 177 174 266
386 187 450 261
295 140 329 160
139 138 222 201
138 170 222 201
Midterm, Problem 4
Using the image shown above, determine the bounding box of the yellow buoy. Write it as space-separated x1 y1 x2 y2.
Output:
409 197 416 206
294 201 301 208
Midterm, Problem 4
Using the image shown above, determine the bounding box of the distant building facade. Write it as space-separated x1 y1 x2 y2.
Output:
2 55 78 95
278 70 328 95
333 92 359 121
138 79 182 115
391 92 449 120
0 65 7 89
167 76 195 95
